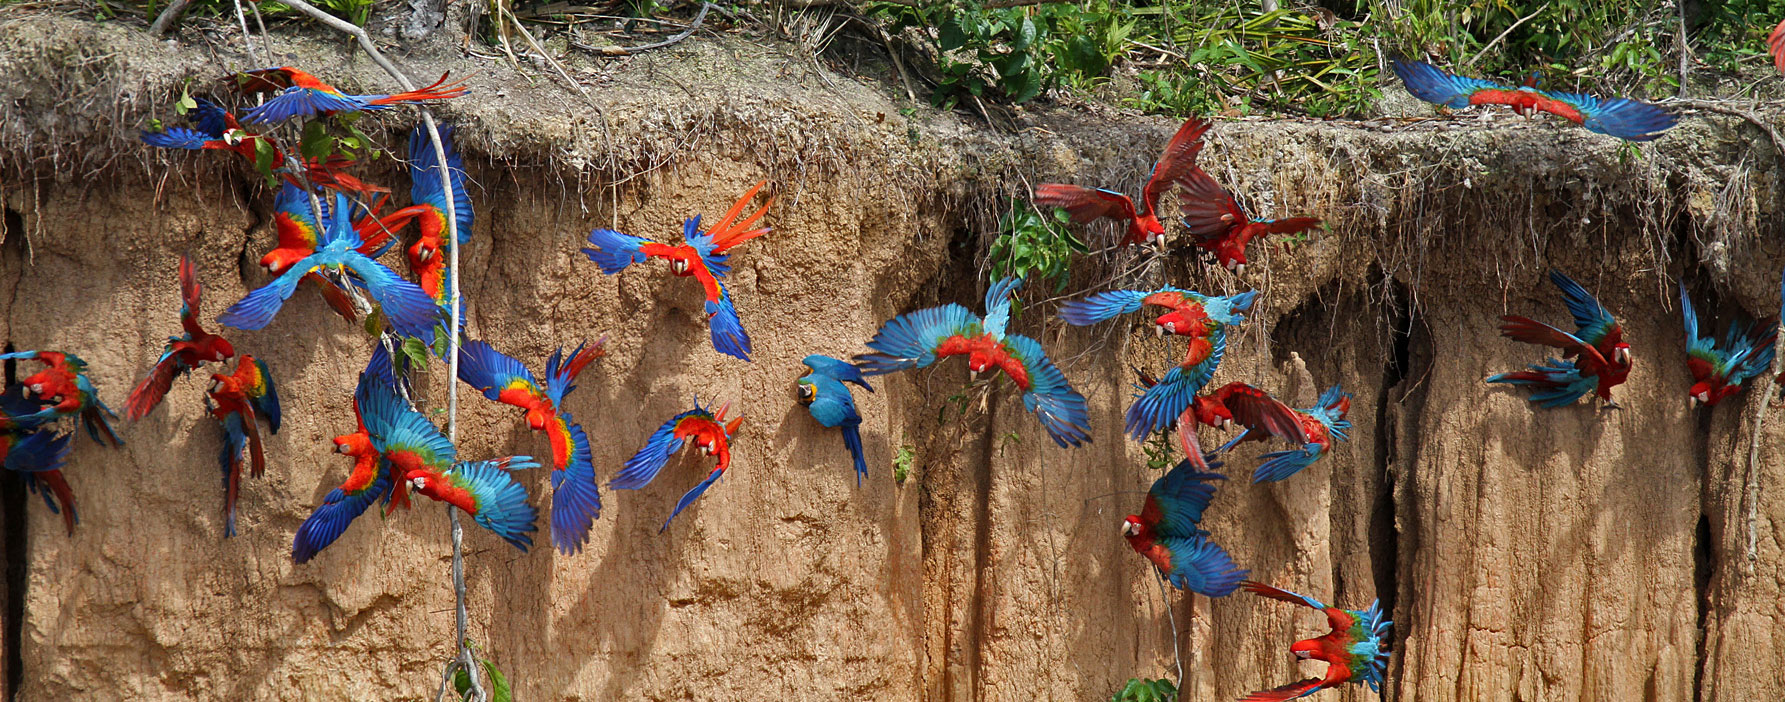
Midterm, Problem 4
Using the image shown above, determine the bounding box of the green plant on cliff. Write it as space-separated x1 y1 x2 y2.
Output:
990 199 1084 292
1111 677 1176 702
453 655 513 702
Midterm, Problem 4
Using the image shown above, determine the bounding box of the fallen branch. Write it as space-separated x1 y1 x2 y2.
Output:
1466 7 1541 68
148 0 193 35
570 1 710 56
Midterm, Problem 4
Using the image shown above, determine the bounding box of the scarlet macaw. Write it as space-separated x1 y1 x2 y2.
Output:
205 355 281 537
796 354 873 486
140 100 386 195
1392 58 1677 142
855 277 1091 447
1059 286 1255 339
1680 283 1777 408
1239 581 1392 701
1124 290 1260 440
1177 167 1322 273
456 338 607 554
1033 117 1210 247
1771 20 1785 74
125 255 237 420
258 184 407 324
229 68 469 124
0 387 77 535
218 191 440 342
1121 457 1247 597
0 351 122 448
609 400 743 533
1212 384 1351 484
1487 271 1632 408
292 354 395 563
582 182 773 361
1173 380 1306 471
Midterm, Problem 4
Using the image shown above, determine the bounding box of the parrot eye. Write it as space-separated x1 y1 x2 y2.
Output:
797 384 814 400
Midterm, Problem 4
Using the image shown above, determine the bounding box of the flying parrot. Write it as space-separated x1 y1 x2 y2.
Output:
217 190 441 342
205 355 281 538
582 181 773 361
1033 117 1210 247
1239 581 1392 701
796 354 873 485
0 387 77 536
1487 271 1632 408
0 351 122 448
609 400 744 533
1121 457 1248 597
1177 167 1322 273
1212 384 1351 484
385 125 475 337
1170 380 1307 471
1058 286 1256 340
291 357 395 563
1680 282 1777 408
1771 19 1785 74
1392 58 1677 142
1123 290 1261 441
228 67 469 125
126 254 238 420
854 277 1091 447
140 99 385 194
456 338 607 554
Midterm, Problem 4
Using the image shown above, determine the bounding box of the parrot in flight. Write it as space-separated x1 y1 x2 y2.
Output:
1771 20 1785 74
1177 167 1322 273
796 354 873 485
1680 282 1777 408
218 190 440 342
854 277 1091 447
140 99 384 194
1171 380 1306 471
0 351 122 448
126 254 237 420
1238 581 1392 701
1487 271 1632 408
0 384 77 536
1392 58 1677 142
403 458 543 551
1214 384 1351 484
1123 290 1260 441
456 338 607 554
581 181 773 361
228 68 469 124
1122 457 1248 597
609 400 744 533
291 362 392 563
257 183 401 324
205 355 281 537
1058 286 1256 340
387 125 475 328
1033 117 1210 248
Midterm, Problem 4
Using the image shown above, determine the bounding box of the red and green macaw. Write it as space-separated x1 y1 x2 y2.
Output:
1033 117 1210 248
381 125 475 338
581 181 773 361
1177 166 1322 274
1058 286 1254 339
609 400 743 533
218 191 440 342
0 385 77 536
855 277 1091 447
205 355 281 537
1173 380 1306 470
1213 384 1351 484
1122 290 1259 441
1392 58 1677 142
126 254 237 420
258 184 406 324
457 338 607 554
292 350 397 563
1487 271 1632 408
1239 581 1392 701
1771 20 1785 74
139 99 386 195
0 351 122 448
797 354 873 486
1681 282 1777 408
229 67 469 124
1121 457 1247 597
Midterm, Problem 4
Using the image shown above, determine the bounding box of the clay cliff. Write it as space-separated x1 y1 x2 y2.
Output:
0 12 1781 701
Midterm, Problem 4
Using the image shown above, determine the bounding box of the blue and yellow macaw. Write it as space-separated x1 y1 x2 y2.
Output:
1393 58 1677 142
610 400 743 533
797 354 873 485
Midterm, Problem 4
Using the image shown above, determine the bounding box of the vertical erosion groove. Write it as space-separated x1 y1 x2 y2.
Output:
1370 279 1412 623
1691 514 1712 702
1 205 26 699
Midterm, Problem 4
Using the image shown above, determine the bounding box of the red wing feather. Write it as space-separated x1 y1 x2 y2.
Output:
1223 386 1309 444
1173 405 1213 470
304 274 359 323
178 254 203 335
1263 217 1322 235
1141 291 1190 310
1239 678 1324 702
240 400 267 478
1498 316 1597 357
1034 184 1138 224
1141 117 1211 213
1176 168 1246 240
125 357 181 421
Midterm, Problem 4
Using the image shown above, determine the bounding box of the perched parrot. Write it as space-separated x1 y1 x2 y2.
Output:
1487 271 1632 408
1123 291 1261 440
854 277 1092 447
229 68 469 124
1121 457 1247 597
1680 283 1777 408
205 355 281 537
140 100 385 194
218 190 441 342
0 351 122 448
1033 117 1210 247
1174 380 1306 471
0 387 77 535
796 354 873 485
1392 58 1677 142
1177 167 1322 273
1239 581 1392 701
1771 19 1785 74
1212 384 1351 484
403 458 542 552
456 338 607 554
126 254 237 420
1058 286 1256 340
609 400 744 533
291 360 394 563
582 181 773 361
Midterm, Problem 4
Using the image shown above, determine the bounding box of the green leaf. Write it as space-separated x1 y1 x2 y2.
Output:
401 337 431 371
1010 16 1037 50
174 90 198 115
252 138 278 186
299 120 335 160
938 17 968 52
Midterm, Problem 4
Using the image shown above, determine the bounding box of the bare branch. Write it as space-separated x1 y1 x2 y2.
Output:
570 1 711 56
149 0 194 35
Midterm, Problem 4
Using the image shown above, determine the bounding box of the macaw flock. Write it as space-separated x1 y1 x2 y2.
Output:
2 45 1775 698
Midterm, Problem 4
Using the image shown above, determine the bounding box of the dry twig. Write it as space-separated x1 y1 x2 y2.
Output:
570 2 711 56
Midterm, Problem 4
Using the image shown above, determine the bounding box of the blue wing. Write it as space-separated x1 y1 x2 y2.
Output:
1548 271 1617 346
802 354 873 391
219 411 248 538
608 411 694 490
337 252 441 343
407 125 474 247
4 431 71 473
1202 290 1258 326
658 466 724 533
1148 459 1224 538
456 458 540 551
140 127 212 150
1542 89 1678 141
455 339 540 403
216 264 310 330
981 277 1023 339
683 217 732 278
549 413 602 555
581 228 655 274
242 87 379 124
802 375 867 485
1305 384 1351 440
190 98 232 138
853 304 983 375
706 282 754 361
1156 534 1247 597
1125 332 1227 439
1056 289 1161 326
1003 334 1091 447
1251 443 1325 483
1391 58 1513 109
1487 358 1598 408
291 465 390 563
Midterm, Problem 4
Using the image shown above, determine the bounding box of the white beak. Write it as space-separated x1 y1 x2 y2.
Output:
1235 263 1246 276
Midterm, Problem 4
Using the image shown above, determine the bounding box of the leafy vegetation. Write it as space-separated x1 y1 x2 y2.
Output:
893 444 915 483
452 656 513 702
1110 677 1177 702
1143 431 1175 470
989 199 1085 292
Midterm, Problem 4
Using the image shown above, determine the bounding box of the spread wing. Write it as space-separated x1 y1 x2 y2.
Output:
140 127 216 150
1536 88 1677 142
1001 333 1091 447
1221 384 1310 444
1143 459 1224 537
547 412 601 554
337 252 441 343
177 254 206 336
1390 58 1515 109
581 227 660 274
853 303 983 375
1057 287 1189 326
801 354 874 391
1033 184 1138 224
1140 117 1211 214
455 339 544 408
406 125 474 248
1155 533 1247 596
291 456 390 563
453 459 540 551
1176 168 1247 240
608 409 709 490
